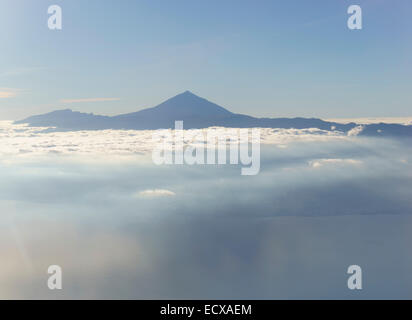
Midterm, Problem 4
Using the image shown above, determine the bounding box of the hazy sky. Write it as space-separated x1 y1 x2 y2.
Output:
0 0 411 120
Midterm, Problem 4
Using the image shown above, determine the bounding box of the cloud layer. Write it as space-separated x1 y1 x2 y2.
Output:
0 121 354 158
0 123 411 299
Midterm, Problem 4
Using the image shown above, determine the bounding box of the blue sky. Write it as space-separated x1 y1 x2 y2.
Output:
0 0 411 120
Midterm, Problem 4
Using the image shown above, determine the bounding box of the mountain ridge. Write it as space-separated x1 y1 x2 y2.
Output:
15 91 412 137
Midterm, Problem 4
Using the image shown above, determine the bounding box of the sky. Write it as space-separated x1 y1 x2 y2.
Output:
0 0 411 120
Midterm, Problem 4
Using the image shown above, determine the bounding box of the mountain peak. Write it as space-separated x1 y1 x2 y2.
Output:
172 90 200 99
55 108 73 113
152 91 233 118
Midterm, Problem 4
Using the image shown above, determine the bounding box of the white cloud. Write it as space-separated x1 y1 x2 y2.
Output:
60 98 121 104
326 117 412 125
137 189 176 197
0 122 352 158
309 158 363 168
347 125 364 136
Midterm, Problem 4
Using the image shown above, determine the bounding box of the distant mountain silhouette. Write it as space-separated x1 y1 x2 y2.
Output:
15 91 412 137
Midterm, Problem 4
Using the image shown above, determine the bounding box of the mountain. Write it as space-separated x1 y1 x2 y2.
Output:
110 91 235 129
15 91 412 136
15 109 113 130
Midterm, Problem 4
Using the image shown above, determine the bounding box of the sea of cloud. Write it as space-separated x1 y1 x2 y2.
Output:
0 121 358 158
0 122 411 299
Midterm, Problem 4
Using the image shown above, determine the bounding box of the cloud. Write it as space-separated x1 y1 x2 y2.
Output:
137 189 176 197
0 88 19 99
60 98 121 104
347 125 364 136
0 122 351 158
326 117 412 125
309 158 363 168
0 133 411 298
